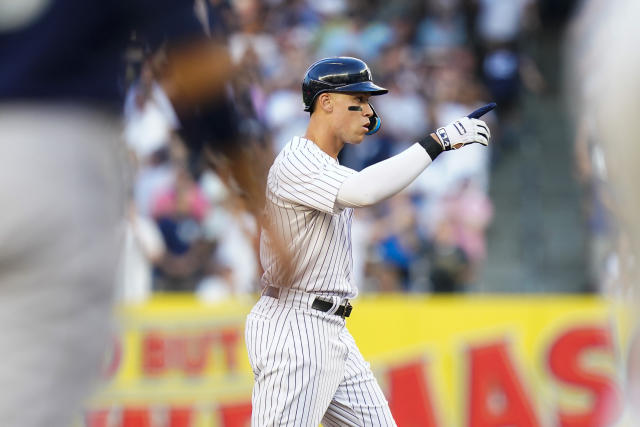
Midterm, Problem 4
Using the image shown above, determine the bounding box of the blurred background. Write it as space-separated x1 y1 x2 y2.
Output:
3 0 638 425
119 0 588 302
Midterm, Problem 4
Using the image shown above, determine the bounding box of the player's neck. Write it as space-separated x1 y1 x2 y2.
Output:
304 116 344 159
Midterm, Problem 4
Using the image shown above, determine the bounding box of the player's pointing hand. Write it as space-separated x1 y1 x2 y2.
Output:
432 117 491 151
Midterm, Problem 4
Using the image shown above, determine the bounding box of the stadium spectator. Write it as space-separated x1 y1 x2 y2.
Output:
117 202 166 303
197 170 260 301
151 161 214 292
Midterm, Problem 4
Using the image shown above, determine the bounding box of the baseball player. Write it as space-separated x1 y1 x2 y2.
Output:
245 56 491 426
0 2 241 426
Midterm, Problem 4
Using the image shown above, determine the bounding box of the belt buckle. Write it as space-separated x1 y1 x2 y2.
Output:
342 300 352 319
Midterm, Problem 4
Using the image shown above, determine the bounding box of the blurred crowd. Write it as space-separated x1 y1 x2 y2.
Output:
118 0 546 302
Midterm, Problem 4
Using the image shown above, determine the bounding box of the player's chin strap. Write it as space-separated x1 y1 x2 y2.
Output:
348 104 382 135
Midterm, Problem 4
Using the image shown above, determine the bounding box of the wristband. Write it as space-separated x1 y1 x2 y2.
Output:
419 134 444 160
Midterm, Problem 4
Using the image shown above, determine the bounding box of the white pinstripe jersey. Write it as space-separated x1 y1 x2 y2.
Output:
260 136 358 298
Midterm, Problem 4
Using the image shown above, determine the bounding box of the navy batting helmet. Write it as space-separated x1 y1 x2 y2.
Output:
302 57 388 113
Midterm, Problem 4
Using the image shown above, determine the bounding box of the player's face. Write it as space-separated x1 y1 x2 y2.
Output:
331 93 373 144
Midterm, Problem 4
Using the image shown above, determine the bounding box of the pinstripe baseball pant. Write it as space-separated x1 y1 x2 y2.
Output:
245 288 397 426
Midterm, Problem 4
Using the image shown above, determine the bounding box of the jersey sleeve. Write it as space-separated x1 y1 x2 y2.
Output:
273 150 356 215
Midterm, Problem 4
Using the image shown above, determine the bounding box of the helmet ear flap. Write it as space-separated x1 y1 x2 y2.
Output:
366 103 382 135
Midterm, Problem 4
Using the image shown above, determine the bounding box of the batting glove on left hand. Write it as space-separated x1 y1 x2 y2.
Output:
433 117 490 150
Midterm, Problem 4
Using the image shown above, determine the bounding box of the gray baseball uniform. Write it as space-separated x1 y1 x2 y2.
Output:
0 105 125 427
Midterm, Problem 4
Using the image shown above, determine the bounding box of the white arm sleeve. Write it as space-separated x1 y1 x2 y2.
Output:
336 142 433 208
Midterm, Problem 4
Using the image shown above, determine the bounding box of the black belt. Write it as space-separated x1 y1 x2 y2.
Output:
263 286 352 318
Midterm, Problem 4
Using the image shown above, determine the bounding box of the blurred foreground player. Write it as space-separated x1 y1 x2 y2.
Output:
568 0 640 422
0 1 238 426
245 57 491 426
